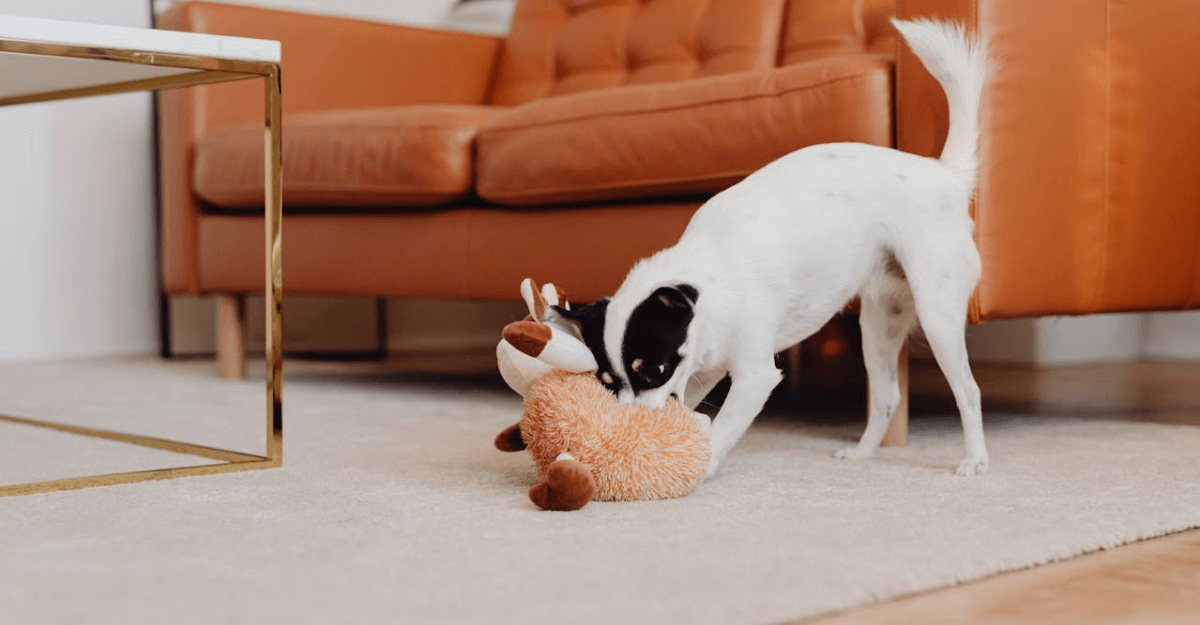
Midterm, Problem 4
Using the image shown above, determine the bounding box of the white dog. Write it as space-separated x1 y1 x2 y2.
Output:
551 19 991 477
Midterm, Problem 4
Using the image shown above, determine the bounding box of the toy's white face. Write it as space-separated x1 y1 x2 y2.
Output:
496 340 554 398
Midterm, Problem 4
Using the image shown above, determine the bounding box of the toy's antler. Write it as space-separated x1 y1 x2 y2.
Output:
506 279 596 372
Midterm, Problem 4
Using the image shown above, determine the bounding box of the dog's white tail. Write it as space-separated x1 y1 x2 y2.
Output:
892 18 988 195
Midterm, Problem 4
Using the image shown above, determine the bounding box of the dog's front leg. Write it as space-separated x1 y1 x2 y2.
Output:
705 363 782 478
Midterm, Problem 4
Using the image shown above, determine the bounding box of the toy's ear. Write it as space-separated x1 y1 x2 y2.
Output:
541 282 559 308
520 278 549 322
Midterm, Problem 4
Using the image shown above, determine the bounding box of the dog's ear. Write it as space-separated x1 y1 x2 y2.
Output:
650 284 699 316
549 298 609 340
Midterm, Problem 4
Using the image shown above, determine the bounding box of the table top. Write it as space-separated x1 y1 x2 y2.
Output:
0 13 280 105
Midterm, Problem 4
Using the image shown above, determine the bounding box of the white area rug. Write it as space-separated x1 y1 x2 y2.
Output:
1 358 1197 625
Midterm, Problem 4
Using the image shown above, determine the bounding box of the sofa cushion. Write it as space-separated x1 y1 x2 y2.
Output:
476 54 893 206
194 105 504 209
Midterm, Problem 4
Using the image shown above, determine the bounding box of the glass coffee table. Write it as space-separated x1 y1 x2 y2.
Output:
0 14 282 497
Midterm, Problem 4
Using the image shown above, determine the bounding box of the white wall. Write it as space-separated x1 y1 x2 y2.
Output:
0 0 158 360
0 0 511 362
966 313 1200 365
1141 311 1200 360
154 0 461 28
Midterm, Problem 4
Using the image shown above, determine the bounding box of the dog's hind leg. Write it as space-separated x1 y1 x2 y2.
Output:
904 239 989 475
835 273 916 461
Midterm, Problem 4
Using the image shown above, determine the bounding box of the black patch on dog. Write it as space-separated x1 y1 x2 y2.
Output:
621 284 698 394
552 299 622 394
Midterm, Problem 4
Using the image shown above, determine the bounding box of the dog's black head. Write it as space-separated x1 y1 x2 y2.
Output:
552 283 699 406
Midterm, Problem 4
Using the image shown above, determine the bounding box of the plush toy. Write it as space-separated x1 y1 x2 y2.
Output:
495 279 711 511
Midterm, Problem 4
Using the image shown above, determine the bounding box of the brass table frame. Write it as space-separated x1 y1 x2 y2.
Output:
0 36 283 497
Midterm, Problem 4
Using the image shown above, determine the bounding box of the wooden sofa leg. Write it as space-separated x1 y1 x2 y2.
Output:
216 294 246 380
880 345 910 447
783 344 803 395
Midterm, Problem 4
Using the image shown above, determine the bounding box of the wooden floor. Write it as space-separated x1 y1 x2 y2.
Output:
347 348 1200 624
796 357 1200 625
803 526 1200 625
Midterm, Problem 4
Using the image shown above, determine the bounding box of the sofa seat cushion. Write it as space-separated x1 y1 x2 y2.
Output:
194 105 504 209
476 54 893 206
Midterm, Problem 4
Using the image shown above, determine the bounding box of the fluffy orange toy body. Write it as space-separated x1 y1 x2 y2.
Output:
516 370 709 505
495 279 711 511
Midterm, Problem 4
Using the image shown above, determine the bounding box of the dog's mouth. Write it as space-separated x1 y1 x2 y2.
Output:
628 383 682 409
631 393 664 409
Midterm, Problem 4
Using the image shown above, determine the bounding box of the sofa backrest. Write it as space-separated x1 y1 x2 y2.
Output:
488 0 786 105
489 0 896 106
779 0 895 66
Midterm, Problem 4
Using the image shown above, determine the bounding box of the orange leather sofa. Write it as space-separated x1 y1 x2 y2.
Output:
158 0 1200 390
158 0 897 374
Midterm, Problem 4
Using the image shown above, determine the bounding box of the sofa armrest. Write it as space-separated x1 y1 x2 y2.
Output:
157 1 503 294
897 0 1200 321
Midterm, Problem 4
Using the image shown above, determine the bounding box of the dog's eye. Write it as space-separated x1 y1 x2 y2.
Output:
624 353 680 391
632 360 667 382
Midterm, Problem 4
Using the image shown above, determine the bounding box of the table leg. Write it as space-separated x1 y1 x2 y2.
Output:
264 68 283 465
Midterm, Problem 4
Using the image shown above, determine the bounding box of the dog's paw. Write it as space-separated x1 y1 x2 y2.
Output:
704 455 721 480
834 446 875 461
954 456 989 476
